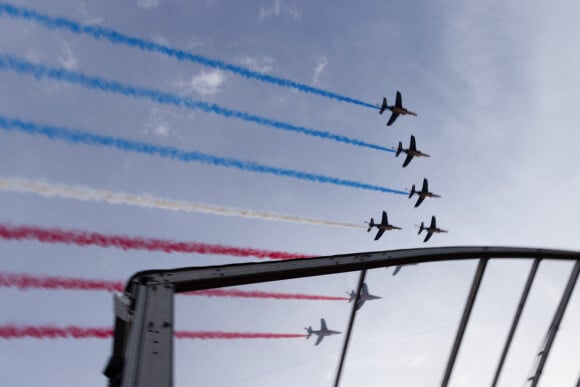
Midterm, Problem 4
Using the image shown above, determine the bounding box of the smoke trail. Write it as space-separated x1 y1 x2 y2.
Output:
0 272 349 301
0 177 364 229
188 289 349 301
0 224 310 260
0 3 377 109
0 54 392 154
0 272 123 292
0 324 306 340
0 116 407 196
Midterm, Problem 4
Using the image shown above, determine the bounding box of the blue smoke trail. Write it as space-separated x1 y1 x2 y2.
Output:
0 115 407 196
0 54 393 154
0 2 378 110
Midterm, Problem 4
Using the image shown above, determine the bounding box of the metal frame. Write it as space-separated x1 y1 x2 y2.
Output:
103 246 580 387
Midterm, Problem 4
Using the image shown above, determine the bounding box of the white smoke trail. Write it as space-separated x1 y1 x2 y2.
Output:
0 177 363 229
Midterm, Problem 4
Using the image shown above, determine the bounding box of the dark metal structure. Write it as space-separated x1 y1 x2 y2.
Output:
103 246 580 387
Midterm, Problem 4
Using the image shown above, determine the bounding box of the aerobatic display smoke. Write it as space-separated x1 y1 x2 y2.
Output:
0 55 392 153
0 177 365 228
0 325 306 340
0 272 349 301
0 2 376 109
0 224 311 260
0 116 407 196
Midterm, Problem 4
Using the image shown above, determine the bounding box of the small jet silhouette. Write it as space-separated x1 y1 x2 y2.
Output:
396 135 430 167
366 211 402 240
305 318 341 346
378 91 417 126
418 216 448 242
409 178 441 207
346 283 382 310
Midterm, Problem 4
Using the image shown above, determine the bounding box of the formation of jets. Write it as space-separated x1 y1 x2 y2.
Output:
366 91 448 243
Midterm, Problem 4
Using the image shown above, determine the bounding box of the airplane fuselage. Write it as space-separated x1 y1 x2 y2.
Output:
407 149 430 158
390 106 417 116
420 192 441 199
312 329 341 337
373 224 402 231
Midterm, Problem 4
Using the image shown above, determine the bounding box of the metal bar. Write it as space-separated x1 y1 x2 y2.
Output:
441 258 488 387
529 260 580 387
491 258 541 387
334 270 367 387
121 283 175 387
126 246 579 294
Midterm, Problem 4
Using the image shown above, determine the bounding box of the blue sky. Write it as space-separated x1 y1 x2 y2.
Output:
1 0 579 386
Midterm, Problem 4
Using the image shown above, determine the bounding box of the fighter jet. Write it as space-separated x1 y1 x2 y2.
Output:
305 318 341 346
396 135 430 167
347 283 382 310
366 211 402 240
378 91 417 126
418 216 448 242
408 178 441 207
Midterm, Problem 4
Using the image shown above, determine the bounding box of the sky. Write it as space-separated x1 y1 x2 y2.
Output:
0 0 579 386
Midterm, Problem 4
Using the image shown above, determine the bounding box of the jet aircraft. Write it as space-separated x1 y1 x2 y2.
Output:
418 216 448 242
396 135 430 167
347 283 382 310
305 318 341 346
378 91 417 126
409 178 441 207
366 211 402 240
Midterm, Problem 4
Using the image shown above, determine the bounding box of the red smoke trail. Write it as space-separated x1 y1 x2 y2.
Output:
0 272 123 292
188 289 349 301
0 325 305 340
0 272 348 301
0 224 311 260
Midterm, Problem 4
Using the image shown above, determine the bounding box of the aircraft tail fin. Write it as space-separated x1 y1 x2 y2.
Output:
305 327 312 339
347 290 356 302
409 184 416 198
367 218 374 232
379 97 387 114
396 142 403 157
418 222 424 234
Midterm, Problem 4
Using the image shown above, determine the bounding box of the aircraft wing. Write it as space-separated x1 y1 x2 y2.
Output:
422 178 428 193
395 91 402 108
430 216 437 229
381 211 388 225
414 196 426 207
320 319 327 331
409 135 417 151
424 231 433 242
355 298 366 310
315 335 324 346
393 265 402 276
361 283 369 296
386 112 399 126
374 229 386 240
402 154 414 167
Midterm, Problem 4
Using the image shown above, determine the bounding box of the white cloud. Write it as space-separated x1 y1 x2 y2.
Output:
137 0 160 9
174 70 226 96
58 42 78 70
258 0 300 21
239 56 274 73
312 56 328 85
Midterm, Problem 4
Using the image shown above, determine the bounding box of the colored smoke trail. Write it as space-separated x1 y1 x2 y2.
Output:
0 272 123 292
0 3 376 109
188 289 349 301
0 177 364 229
0 325 306 340
0 54 392 154
0 116 407 196
0 272 349 301
0 224 310 260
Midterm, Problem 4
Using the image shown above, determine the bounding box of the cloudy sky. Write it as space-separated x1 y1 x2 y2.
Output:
1 0 579 386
